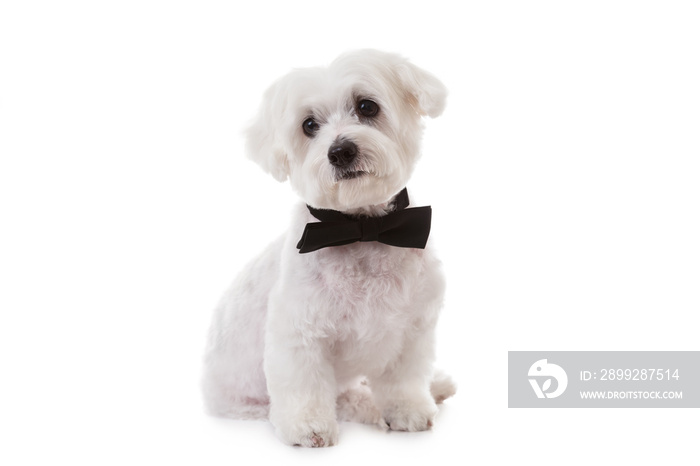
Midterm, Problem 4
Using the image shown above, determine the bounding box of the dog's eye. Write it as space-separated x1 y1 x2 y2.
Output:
358 99 379 118
302 117 320 137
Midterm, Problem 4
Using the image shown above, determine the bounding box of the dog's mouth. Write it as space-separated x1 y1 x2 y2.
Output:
336 170 369 181
337 170 368 181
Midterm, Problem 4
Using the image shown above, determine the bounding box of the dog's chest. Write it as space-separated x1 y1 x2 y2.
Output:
308 243 426 318
300 243 435 374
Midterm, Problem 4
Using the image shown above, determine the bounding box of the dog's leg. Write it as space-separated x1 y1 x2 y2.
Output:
369 328 439 432
264 326 339 447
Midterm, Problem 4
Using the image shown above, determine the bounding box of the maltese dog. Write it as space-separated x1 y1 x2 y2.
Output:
202 49 455 447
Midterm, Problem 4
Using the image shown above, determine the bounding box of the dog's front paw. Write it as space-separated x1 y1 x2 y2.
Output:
382 398 438 432
275 418 339 448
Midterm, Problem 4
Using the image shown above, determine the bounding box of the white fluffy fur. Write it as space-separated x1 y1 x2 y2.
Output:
202 50 455 447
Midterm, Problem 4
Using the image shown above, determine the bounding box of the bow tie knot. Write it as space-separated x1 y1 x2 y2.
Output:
360 216 381 242
296 188 432 254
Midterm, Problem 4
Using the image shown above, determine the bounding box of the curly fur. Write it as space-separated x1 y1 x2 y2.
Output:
202 50 455 447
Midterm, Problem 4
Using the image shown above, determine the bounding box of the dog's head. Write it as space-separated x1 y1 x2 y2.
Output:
245 49 447 212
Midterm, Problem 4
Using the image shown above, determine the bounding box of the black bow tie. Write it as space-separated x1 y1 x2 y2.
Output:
296 188 432 254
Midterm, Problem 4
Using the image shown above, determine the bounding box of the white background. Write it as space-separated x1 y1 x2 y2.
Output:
1 1 698 464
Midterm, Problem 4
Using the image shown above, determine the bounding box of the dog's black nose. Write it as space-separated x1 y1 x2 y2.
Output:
327 140 357 168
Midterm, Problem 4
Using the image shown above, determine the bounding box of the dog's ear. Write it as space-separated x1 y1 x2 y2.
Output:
394 59 448 118
245 81 290 182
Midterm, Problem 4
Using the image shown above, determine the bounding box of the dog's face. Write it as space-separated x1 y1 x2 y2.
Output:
246 50 447 212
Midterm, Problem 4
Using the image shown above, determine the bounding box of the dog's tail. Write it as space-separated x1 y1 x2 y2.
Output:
429 368 458 404
336 369 456 425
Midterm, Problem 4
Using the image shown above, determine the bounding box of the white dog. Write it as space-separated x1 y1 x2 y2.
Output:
202 49 455 447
